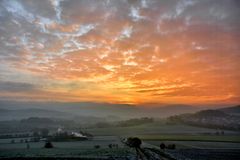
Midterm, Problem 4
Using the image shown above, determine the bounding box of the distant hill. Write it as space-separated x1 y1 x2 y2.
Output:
0 107 107 124
0 108 74 121
20 117 55 124
168 107 240 131
145 104 204 117
218 105 240 115
194 110 228 117
0 100 205 119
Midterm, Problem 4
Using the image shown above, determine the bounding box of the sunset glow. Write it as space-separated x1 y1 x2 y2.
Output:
0 0 239 105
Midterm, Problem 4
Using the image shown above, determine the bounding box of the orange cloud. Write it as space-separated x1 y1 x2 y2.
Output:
0 0 239 105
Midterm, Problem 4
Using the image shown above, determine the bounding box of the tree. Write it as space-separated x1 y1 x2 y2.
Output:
126 137 144 160
44 141 53 148
126 137 142 148
160 143 166 150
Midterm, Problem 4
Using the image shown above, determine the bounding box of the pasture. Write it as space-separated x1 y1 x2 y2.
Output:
0 122 240 158
85 122 238 136
0 136 135 158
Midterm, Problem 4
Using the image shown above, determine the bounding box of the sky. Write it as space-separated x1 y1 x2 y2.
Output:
0 0 239 105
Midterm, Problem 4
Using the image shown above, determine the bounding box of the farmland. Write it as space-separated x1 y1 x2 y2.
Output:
85 121 237 136
0 136 135 158
0 109 240 159
0 122 240 159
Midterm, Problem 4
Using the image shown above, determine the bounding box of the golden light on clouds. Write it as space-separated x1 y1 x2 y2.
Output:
0 0 239 105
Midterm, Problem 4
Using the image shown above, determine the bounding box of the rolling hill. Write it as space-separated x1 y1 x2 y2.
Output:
219 105 240 115
0 100 206 119
168 105 240 131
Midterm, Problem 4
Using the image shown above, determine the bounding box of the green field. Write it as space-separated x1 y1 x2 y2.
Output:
85 122 240 153
0 136 135 158
0 136 124 149
1 122 240 158
0 148 134 158
85 122 236 136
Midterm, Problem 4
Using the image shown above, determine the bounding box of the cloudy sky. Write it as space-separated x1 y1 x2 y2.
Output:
0 0 239 105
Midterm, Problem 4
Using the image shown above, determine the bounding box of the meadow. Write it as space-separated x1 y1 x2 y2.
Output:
0 136 135 158
0 122 240 159
85 121 236 136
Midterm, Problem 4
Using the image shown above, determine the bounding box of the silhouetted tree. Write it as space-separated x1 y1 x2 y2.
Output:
126 137 142 148
160 143 166 150
44 141 53 148
126 137 144 160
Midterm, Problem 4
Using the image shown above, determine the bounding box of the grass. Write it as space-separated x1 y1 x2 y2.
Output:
0 136 134 158
0 148 135 158
1 122 240 158
85 122 230 136
0 136 125 149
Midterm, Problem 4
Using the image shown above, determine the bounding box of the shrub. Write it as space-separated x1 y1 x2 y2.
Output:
160 143 166 150
44 141 53 148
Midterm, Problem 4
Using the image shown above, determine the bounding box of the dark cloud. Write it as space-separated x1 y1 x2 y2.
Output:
0 81 36 92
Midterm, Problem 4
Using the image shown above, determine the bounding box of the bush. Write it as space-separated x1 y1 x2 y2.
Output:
160 143 166 150
126 137 142 148
44 141 53 148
